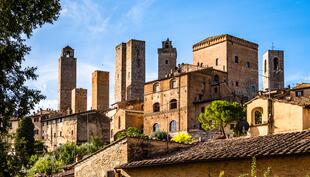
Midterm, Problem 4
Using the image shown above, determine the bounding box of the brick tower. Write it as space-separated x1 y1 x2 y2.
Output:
262 50 284 91
71 88 87 113
58 46 77 112
92 70 109 111
114 39 145 103
158 38 177 79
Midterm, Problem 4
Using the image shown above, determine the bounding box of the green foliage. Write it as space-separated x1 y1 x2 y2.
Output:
198 100 245 137
251 156 257 177
114 127 146 141
0 1 61 176
171 132 193 144
149 131 169 141
27 155 62 177
34 140 45 154
54 143 76 165
76 143 98 158
15 117 35 167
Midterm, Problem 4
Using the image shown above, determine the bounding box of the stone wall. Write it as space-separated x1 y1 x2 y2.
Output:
58 46 76 112
126 40 145 101
120 155 310 177
71 88 87 114
158 39 177 79
92 70 109 111
114 43 127 103
74 137 190 177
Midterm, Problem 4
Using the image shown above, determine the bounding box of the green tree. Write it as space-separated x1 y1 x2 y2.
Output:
15 117 35 167
198 100 245 138
27 155 62 177
0 1 61 176
171 132 193 144
54 143 76 165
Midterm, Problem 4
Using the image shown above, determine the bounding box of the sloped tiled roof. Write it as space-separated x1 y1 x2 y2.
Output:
119 130 310 169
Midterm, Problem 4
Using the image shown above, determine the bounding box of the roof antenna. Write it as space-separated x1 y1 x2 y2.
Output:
271 42 275 50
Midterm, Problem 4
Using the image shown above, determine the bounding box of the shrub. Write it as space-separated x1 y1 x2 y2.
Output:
76 143 97 157
171 132 193 144
54 143 76 165
27 155 62 177
114 127 145 141
149 131 169 141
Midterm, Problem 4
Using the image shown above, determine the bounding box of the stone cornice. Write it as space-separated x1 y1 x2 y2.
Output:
192 34 258 51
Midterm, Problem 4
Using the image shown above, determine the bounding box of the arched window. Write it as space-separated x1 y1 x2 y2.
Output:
264 60 267 73
153 83 160 93
254 110 262 125
165 60 169 64
170 99 177 109
170 79 177 89
246 61 250 68
153 123 160 132
66 51 70 57
214 75 219 84
274 57 279 71
169 120 177 132
153 103 160 112
215 58 219 66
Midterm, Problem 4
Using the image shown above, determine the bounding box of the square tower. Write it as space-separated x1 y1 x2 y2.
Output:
114 43 127 103
92 70 109 111
58 46 77 112
158 38 177 79
71 88 87 114
262 50 284 91
126 39 145 101
192 34 259 101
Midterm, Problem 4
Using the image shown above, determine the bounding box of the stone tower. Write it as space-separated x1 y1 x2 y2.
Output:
58 46 77 112
114 43 127 103
262 50 284 91
158 38 177 79
126 39 145 101
114 39 145 103
92 70 109 111
71 88 87 114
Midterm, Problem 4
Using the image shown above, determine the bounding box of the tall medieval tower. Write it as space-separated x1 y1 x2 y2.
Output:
58 46 77 112
114 39 145 103
262 50 284 91
92 70 109 111
158 38 177 79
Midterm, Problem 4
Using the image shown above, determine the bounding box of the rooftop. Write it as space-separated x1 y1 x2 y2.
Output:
119 130 310 169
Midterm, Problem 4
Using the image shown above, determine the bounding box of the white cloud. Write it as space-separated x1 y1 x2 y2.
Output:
126 0 154 24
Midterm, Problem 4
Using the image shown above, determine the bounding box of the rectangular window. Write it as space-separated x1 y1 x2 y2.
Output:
54 133 56 137
201 106 205 113
296 91 304 97
60 131 62 137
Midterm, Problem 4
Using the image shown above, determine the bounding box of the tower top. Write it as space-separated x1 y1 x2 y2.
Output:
61 46 74 58
162 38 173 49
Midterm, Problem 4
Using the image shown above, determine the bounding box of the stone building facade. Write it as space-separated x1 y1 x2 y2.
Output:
74 137 190 177
192 34 259 101
158 38 177 80
246 89 310 137
262 50 285 91
40 110 110 151
71 88 87 114
92 70 109 111
143 64 231 136
114 39 145 103
58 46 77 112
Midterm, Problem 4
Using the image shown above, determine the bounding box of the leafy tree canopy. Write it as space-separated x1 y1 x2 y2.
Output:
198 100 245 138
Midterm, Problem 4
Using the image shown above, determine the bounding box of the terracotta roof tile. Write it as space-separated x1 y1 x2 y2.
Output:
120 130 310 169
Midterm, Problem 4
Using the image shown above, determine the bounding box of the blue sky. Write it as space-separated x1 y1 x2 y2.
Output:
24 0 310 110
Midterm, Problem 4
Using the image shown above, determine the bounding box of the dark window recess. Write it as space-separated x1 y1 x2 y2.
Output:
235 56 239 63
153 103 160 112
235 81 239 87
215 58 219 66
201 106 205 113
214 87 218 93
246 62 250 68
54 133 56 137
296 91 304 97
165 60 168 64
274 57 279 70
170 99 177 109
